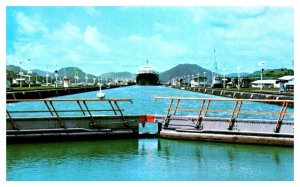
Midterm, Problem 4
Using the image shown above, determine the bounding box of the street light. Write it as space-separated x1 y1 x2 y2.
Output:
203 72 206 87
222 68 226 89
19 61 23 88
54 70 58 88
45 73 49 86
258 61 265 91
197 73 199 87
236 66 240 90
27 59 32 88
85 73 88 85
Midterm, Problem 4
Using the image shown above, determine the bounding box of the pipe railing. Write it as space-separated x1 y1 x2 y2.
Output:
6 98 133 130
154 97 294 131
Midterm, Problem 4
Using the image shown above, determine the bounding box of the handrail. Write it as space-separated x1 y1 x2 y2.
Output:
6 98 133 128
6 98 133 103
154 97 293 103
154 97 294 132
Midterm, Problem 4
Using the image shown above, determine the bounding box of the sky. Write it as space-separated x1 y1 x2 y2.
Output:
6 6 294 75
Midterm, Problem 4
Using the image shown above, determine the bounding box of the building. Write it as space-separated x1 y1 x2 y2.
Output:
191 76 207 87
276 75 294 91
62 76 70 87
251 75 294 90
251 80 278 88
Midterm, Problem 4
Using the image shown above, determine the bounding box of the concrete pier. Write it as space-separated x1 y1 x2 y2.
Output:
6 85 133 101
174 86 294 102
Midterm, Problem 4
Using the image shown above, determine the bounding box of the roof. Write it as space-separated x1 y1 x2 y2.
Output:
278 75 294 81
251 80 277 84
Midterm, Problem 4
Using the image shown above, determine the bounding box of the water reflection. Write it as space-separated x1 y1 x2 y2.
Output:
7 138 293 181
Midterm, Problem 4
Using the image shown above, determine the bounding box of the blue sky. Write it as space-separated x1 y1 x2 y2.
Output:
6 6 294 75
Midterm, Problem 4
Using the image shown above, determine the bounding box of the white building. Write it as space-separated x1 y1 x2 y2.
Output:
251 75 294 89
251 80 278 88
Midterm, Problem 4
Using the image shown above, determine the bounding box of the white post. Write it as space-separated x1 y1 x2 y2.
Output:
260 70 263 91
27 59 32 88
236 66 240 90
222 68 226 89
55 73 58 88
46 74 49 86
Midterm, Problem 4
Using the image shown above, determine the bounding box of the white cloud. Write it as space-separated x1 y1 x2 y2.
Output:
16 12 47 34
128 34 188 58
52 22 82 42
84 26 109 53
151 35 187 57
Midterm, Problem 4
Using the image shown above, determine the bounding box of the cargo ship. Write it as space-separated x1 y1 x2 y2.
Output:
136 61 159 85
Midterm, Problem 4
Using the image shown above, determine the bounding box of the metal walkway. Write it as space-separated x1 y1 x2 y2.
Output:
149 97 294 146
6 97 294 146
6 98 140 142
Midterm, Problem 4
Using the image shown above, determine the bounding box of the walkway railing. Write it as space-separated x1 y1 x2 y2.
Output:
6 98 133 130
154 97 293 133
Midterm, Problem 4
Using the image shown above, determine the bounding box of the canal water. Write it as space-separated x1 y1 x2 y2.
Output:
6 86 294 181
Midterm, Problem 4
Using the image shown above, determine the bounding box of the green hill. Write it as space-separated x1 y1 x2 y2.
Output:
247 68 294 79
159 64 213 83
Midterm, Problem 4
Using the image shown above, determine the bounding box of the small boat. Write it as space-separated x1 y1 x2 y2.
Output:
97 83 105 99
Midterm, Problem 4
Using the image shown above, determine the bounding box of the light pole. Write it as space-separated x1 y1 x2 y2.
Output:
54 70 58 88
222 68 226 89
258 61 265 91
197 73 199 87
27 59 32 88
236 66 240 90
19 61 23 88
187 75 190 86
46 73 49 86
85 73 88 85
203 72 206 87
19 72 24 88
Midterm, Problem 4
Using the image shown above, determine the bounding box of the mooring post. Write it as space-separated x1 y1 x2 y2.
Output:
158 123 162 133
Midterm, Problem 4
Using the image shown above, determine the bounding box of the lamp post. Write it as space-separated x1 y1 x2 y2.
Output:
27 59 32 88
258 61 265 91
197 73 199 87
222 68 226 89
19 71 24 88
54 70 58 88
236 66 240 90
203 72 206 87
85 73 88 85
19 61 23 88
46 73 49 86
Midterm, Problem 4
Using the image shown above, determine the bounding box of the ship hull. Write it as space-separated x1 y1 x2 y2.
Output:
136 73 159 85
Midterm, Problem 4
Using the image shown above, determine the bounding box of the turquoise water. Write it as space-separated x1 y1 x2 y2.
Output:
6 86 294 181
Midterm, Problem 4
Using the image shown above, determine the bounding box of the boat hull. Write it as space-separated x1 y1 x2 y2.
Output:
136 73 159 85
